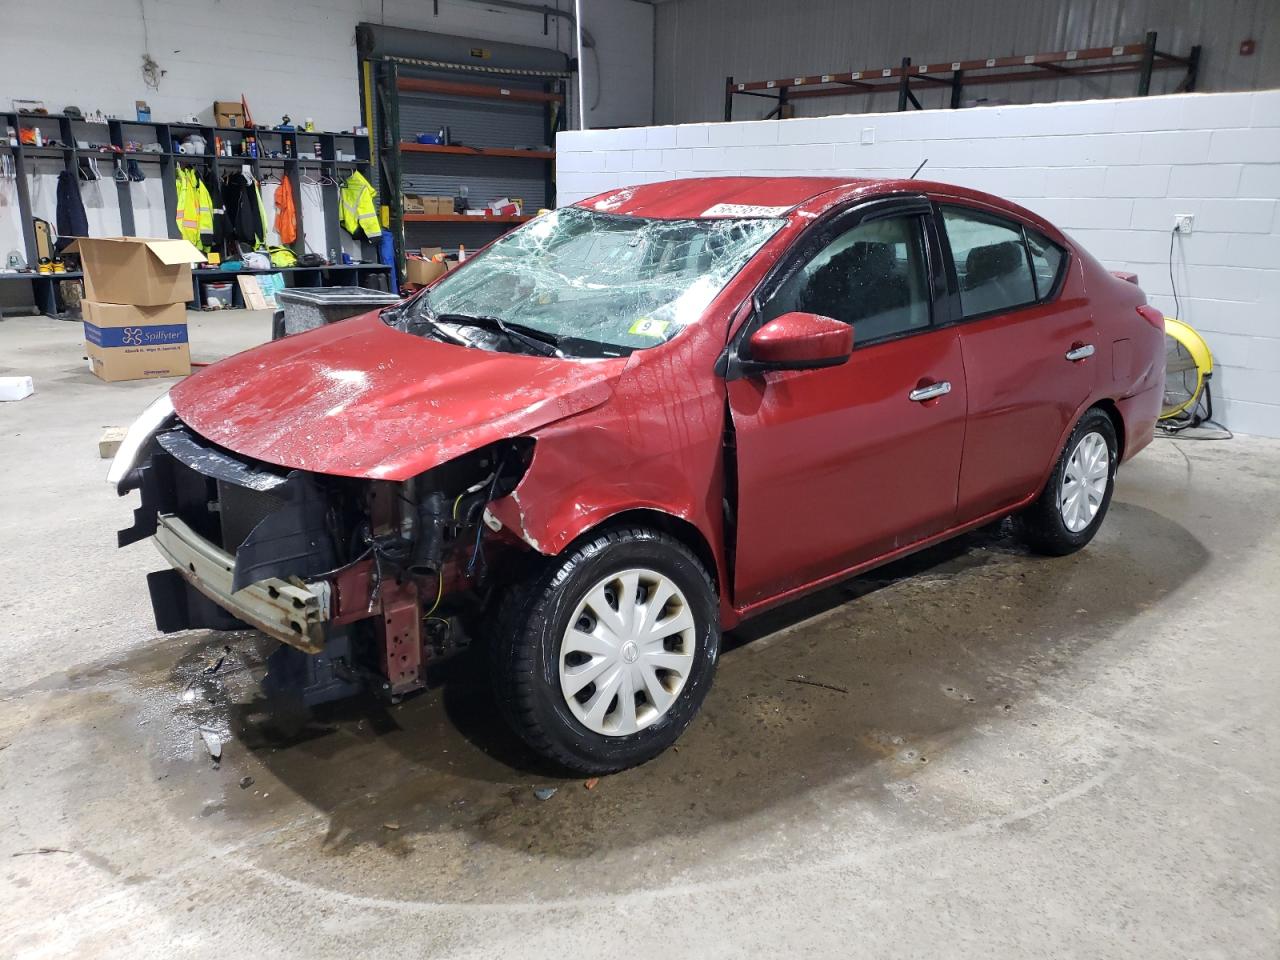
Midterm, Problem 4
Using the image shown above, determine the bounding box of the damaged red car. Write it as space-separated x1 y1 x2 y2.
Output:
109 176 1165 773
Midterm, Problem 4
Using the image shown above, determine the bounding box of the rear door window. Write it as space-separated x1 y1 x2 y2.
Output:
1025 228 1066 299
942 206 1037 318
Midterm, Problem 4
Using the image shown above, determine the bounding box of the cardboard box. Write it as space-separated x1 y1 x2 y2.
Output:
65 237 204 306
214 100 246 128
406 258 448 286
83 301 191 382
431 197 456 214
402 195 425 213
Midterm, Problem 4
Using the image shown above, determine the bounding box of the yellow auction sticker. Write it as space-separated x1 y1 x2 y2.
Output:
629 317 669 337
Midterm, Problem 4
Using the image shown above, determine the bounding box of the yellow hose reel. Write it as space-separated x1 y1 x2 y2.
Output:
1161 316 1214 424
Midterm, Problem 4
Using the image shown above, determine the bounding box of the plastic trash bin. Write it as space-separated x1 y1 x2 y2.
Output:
273 286 401 339
203 280 234 309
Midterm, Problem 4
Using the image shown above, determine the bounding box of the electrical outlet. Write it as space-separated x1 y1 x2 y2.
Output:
1175 214 1194 235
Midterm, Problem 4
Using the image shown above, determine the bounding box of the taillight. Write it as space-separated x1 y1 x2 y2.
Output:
1136 304 1164 329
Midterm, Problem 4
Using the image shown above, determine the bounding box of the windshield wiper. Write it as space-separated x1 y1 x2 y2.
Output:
383 293 469 346
436 313 562 357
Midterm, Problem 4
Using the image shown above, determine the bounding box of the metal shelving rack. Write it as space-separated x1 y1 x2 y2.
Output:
724 32 1201 120
366 51 569 279
1 111 390 317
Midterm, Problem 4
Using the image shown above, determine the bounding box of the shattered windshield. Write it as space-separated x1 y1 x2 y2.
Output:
392 207 783 358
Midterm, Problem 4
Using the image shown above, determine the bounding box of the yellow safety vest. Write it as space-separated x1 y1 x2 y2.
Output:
340 172 382 240
175 168 202 247
195 176 213 243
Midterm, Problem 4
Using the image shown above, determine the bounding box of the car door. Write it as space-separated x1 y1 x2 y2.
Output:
937 203 1098 521
726 197 968 608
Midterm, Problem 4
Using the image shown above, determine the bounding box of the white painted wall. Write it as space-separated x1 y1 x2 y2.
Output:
0 0 652 132
0 0 653 293
557 90 1280 437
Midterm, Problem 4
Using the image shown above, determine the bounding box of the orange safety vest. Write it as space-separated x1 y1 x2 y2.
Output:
274 175 297 246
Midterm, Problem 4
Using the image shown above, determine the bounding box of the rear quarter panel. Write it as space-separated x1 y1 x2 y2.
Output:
1075 246 1165 460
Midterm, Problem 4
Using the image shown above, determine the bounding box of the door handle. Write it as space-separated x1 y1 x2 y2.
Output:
1065 343 1095 361
908 380 952 402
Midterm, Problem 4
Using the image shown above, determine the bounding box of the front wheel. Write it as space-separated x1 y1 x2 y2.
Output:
1015 408 1119 556
490 525 720 774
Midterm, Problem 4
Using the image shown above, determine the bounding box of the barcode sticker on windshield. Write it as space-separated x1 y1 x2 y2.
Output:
701 203 791 217
629 318 669 338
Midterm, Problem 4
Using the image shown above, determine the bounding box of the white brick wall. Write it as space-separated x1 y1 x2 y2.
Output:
557 91 1280 438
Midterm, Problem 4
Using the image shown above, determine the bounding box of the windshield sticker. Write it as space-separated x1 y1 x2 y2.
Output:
593 188 636 212
701 203 792 218
628 317 670 338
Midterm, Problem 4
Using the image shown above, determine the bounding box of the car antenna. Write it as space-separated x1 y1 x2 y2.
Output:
909 159 929 179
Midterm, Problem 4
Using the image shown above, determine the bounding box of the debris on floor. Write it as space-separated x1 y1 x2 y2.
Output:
533 786 557 801
239 776 254 790
584 777 600 791
787 675 849 694
0 376 34 402
98 426 128 458
198 726 222 763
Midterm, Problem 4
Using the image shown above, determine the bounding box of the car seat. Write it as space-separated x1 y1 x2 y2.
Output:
799 241 912 339
963 241 1035 314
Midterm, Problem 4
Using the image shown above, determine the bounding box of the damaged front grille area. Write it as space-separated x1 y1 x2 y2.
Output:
218 481 286 553
121 425 341 585
120 419 537 703
154 427 291 554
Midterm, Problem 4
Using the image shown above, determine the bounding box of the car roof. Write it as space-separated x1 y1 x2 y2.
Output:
575 176 867 219
572 175 1067 244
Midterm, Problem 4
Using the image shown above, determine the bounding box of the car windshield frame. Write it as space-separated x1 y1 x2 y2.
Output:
389 206 786 359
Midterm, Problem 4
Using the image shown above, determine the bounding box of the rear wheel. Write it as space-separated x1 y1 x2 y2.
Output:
1015 408 1118 556
491 525 719 774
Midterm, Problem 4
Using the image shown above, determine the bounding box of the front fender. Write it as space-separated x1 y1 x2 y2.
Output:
487 430 714 557
484 405 731 620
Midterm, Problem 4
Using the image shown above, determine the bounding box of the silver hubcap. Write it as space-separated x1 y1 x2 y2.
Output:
1059 431 1110 533
558 568 696 736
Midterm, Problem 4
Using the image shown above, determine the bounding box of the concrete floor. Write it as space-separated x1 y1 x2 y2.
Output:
1 312 1277 959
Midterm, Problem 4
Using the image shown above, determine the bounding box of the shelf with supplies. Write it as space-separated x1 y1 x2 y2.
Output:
401 213 533 223
399 142 554 160
364 24 570 283
2 109 389 316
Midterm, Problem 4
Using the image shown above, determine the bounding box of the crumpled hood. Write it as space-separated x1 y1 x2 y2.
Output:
171 312 620 480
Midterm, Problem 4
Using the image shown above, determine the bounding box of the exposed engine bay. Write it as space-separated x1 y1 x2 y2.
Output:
119 416 534 706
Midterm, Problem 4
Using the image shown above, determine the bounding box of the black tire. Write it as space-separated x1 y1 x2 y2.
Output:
490 525 720 774
1015 407 1119 556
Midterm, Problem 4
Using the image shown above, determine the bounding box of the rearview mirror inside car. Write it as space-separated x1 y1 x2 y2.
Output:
746 311 853 371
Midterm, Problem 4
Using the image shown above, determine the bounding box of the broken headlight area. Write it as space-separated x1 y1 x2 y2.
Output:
119 423 535 706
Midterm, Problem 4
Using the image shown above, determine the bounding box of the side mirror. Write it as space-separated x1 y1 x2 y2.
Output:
746 311 853 371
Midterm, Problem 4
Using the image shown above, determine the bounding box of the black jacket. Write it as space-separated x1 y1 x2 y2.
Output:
201 170 228 253
55 171 88 252
221 174 264 249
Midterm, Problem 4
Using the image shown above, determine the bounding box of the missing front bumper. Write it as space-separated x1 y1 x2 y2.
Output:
152 513 331 653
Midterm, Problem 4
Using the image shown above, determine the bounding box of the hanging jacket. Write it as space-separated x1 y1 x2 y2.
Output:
253 179 269 247
274 174 297 246
201 169 227 252
55 170 88 252
175 168 202 247
222 174 266 248
339 172 381 240
195 175 214 247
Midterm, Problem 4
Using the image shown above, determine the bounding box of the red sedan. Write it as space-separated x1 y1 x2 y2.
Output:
109 176 1165 773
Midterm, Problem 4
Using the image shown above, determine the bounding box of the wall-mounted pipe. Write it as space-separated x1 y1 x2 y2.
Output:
454 0 592 128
